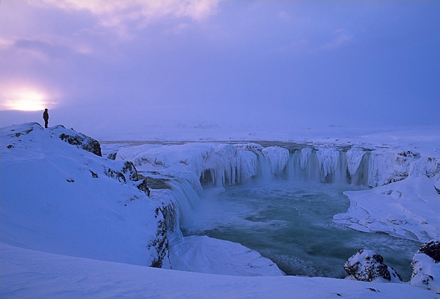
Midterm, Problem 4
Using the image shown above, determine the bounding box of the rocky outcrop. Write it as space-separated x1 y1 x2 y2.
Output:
148 200 178 268
55 125 102 156
102 161 151 196
344 249 402 282
410 241 440 294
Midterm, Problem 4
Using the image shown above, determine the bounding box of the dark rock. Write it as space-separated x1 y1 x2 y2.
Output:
137 178 151 197
410 240 440 293
418 240 440 263
107 152 117 160
103 161 141 184
122 161 138 181
148 202 178 268
58 131 102 156
104 167 127 183
344 249 402 282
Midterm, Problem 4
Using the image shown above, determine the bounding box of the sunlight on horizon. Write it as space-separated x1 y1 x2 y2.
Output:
1 87 55 111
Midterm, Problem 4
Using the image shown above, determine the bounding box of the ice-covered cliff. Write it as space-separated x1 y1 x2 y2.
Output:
112 140 440 243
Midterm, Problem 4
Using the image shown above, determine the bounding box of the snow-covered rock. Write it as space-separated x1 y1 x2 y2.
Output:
410 240 440 294
367 149 439 187
56 125 102 156
344 249 402 282
1 123 172 268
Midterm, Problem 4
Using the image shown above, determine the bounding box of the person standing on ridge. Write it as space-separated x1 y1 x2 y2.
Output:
43 108 49 128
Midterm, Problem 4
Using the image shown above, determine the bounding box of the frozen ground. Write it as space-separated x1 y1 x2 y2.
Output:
1 122 440 298
2 243 436 299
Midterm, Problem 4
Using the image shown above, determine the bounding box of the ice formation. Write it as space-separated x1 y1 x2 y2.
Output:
115 141 440 243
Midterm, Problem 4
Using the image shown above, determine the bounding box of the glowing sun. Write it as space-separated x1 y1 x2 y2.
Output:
2 88 52 111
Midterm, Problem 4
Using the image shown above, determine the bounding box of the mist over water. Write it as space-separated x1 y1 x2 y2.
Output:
181 180 420 280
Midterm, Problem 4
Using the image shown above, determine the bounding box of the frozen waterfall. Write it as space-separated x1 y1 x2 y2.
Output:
115 142 439 237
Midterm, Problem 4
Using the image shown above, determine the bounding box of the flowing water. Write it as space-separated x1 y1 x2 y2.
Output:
181 180 421 280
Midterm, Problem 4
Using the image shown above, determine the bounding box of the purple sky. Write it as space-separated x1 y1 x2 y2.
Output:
1 1 440 137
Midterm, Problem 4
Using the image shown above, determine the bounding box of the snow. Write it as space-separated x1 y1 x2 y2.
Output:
2 243 437 299
410 252 440 293
169 235 284 276
2 122 440 297
333 176 440 242
0 123 162 266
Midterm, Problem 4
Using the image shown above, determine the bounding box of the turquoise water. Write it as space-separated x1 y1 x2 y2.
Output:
182 181 420 280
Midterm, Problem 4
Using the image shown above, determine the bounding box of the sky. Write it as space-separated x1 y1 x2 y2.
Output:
1 0 440 138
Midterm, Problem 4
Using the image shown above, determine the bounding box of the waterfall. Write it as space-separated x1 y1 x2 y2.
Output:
166 144 373 229
167 173 203 228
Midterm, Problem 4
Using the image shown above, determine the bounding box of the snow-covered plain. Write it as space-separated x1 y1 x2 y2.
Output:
1 122 440 298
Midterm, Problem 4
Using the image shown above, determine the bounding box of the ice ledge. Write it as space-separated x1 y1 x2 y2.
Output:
333 176 440 242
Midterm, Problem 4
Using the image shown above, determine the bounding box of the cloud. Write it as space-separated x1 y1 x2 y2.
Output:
0 38 14 51
32 0 219 39
278 11 291 23
321 29 353 51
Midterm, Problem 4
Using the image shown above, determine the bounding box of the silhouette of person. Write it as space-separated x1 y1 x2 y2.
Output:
43 108 49 128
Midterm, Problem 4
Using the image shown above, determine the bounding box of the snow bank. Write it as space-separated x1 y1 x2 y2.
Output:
170 235 284 276
333 176 440 242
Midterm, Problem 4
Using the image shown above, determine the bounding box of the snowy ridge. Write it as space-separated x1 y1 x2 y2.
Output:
1 123 172 268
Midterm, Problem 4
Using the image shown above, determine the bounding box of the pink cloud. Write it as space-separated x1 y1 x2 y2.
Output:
35 0 219 26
